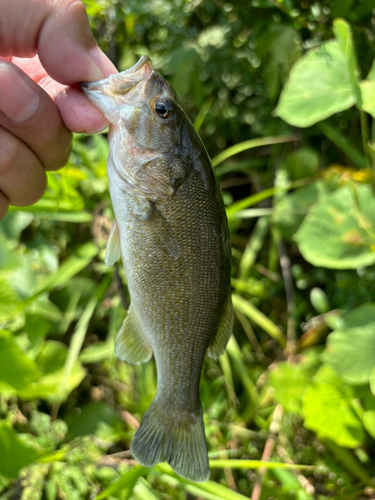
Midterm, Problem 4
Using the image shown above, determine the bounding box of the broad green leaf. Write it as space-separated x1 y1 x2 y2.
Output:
303 366 363 447
362 390 375 438
273 180 332 240
367 58 375 80
343 302 375 327
268 362 310 415
276 41 356 127
323 324 375 384
359 80 375 117
279 147 320 181
294 183 375 269
0 211 34 240
0 423 39 478
0 331 40 394
68 402 121 439
332 18 361 105
0 276 19 320
323 303 375 384
19 362 86 401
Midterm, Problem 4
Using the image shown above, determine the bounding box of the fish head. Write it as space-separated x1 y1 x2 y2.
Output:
80 56 185 152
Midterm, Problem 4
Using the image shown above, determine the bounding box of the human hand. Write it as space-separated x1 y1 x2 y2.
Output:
0 0 117 220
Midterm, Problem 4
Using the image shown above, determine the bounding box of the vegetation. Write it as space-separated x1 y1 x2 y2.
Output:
2 0 375 498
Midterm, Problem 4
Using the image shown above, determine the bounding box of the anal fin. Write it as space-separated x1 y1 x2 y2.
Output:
105 220 121 267
208 293 233 359
115 305 153 364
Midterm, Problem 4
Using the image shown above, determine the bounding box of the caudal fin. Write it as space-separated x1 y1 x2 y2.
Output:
130 399 209 482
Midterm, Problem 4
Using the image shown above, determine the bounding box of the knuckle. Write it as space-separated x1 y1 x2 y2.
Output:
38 124 72 171
0 128 20 177
0 192 9 220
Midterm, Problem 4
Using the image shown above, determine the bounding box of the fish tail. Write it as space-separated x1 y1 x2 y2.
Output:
130 398 209 482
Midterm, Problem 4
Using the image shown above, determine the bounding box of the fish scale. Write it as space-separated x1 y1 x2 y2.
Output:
80 55 233 482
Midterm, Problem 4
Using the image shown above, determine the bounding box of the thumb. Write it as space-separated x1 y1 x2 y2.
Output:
0 0 117 85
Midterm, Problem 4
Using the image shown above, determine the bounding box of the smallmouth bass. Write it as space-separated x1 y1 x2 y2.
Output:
81 56 233 482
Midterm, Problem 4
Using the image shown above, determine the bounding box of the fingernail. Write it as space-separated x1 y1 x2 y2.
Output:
0 63 40 123
89 46 118 79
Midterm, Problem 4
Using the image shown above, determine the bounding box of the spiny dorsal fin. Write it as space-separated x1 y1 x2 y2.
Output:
115 305 153 364
105 220 121 267
207 293 233 359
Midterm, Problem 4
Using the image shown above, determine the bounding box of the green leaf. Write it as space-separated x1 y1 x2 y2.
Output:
303 366 363 448
273 180 332 240
359 80 375 117
323 324 375 385
294 183 375 269
0 423 39 478
0 331 40 394
94 466 148 500
268 362 310 415
276 41 356 127
362 390 375 438
332 18 361 105
322 303 375 384
279 147 320 181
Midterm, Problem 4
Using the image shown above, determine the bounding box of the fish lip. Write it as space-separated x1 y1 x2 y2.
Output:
79 55 153 94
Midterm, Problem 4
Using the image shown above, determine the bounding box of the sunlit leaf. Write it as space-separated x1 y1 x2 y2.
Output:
303 366 363 448
294 183 375 269
0 423 39 478
276 41 356 127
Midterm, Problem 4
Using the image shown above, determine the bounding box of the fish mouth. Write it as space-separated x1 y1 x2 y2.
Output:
80 56 154 119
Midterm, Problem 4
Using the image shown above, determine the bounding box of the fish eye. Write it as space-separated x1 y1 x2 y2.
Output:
154 99 174 119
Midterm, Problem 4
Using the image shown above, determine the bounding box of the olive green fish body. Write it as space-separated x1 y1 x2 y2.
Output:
81 56 232 482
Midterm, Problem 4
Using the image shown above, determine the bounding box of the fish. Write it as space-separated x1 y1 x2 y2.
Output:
80 56 233 483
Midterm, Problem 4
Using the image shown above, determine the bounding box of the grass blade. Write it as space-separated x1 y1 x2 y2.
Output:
232 294 286 348
157 463 250 500
194 95 214 133
238 217 269 280
212 134 298 167
94 465 148 500
209 459 312 470
61 275 111 393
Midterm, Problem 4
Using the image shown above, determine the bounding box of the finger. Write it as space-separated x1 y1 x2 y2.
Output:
0 127 47 207
0 0 117 83
0 61 72 171
11 55 109 133
56 87 109 133
0 191 9 221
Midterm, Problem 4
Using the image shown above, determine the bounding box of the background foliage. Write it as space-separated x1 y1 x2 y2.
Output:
2 0 375 498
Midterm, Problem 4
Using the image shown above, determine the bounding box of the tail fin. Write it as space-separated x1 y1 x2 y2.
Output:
130 399 209 482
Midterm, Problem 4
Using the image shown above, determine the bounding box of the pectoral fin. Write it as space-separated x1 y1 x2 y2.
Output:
151 206 179 259
208 293 233 359
105 220 121 267
115 305 153 364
